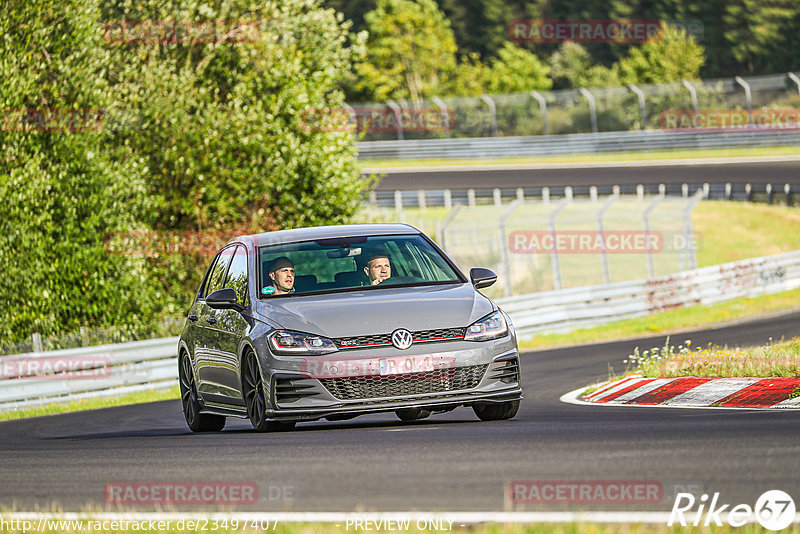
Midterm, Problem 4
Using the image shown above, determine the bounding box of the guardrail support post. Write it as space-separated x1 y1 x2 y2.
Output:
32 332 43 353
443 189 452 209
394 190 403 212
579 88 598 133
767 183 774 204
542 186 550 203
612 185 620 196
590 186 598 202
682 80 698 125
417 190 427 209
734 76 753 126
596 193 619 284
467 189 476 207
746 183 752 201
636 184 644 200
682 183 689 198
493 188 502 207
786 183 793 207
643 193 665 278
725 183 732 200
480 95 498 137
386 100 404 141
432 97 451 138
658 184 666 196
498 200 522 297
368 191 377 205
516 188 525 202
628 84 647 130
530 91 549 135
565 186 573 201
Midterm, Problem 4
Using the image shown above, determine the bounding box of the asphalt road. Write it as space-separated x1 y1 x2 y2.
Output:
370 159 800 191
1 312 799 512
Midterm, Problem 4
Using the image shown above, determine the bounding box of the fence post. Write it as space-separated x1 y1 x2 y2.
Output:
480 94 498 137
386 99 404 141
431 96 451 138
548 198 571 290
643 194 665 278
628 84 647 130
734 76 753 126
681 80 698 126
530 90 549 135
437 204 462 251
681 190 705 271
596 193 619 284
498 200 522 297
579 88 598 133
788 73 800 105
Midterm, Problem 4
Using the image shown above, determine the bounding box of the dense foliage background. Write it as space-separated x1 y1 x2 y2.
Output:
0 0 795 345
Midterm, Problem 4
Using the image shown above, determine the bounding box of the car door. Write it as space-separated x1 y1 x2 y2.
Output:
195 246 235 402
211 244 252 406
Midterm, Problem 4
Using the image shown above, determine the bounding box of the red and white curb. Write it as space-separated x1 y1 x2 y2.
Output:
562 374 800 409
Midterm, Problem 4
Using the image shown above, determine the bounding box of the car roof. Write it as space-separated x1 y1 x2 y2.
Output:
229 223 422 248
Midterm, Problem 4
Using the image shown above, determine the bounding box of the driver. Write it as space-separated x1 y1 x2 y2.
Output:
264 256 295 295
364 254 391 285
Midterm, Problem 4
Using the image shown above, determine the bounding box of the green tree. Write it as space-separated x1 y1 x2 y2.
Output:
550 42 619 89
724 0 798 74
484 42 551 93
616 24 705 85
355 0 458 101
0 0 157 343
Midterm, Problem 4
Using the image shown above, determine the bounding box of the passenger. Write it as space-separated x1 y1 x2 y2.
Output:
263 256 295 295
363 253 391 285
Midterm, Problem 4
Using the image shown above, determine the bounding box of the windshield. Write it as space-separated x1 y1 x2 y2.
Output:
258 234 462 297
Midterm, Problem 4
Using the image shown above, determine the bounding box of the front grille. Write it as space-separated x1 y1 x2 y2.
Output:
319 364 488 400
332 327 466 350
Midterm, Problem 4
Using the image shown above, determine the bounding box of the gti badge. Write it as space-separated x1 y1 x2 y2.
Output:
391 329 413 350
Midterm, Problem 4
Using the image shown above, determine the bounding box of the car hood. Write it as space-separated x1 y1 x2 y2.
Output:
254 283 494 337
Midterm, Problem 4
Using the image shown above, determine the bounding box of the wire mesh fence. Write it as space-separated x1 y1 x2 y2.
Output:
346 73 800 141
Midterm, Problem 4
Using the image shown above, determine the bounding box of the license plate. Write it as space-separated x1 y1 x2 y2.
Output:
378 355 435 376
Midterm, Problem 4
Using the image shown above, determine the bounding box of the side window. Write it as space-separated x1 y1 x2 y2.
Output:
224 246 249 306
204 247 235 297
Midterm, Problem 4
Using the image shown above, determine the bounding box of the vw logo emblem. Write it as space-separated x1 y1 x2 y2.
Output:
391 329 413 350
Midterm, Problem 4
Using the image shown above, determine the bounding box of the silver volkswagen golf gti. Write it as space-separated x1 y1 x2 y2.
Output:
178 224 523 432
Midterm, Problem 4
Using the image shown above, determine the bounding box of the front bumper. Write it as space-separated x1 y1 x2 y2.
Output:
260 337 523 422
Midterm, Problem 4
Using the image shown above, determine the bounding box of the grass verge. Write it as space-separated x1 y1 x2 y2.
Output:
520 286 800 350
0 385 179 422
625 336 800 379
360 145 800 169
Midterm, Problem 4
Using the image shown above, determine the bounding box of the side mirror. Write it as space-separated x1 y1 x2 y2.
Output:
206 288 242 310
470 267 497 289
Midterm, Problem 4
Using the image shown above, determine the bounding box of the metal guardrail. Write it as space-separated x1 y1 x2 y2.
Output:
3 248 799 410
357 130 800 160
0 337 179 411
497 249 800 337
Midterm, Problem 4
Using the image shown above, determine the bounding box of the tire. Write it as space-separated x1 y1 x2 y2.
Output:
179 352 226 432
472 400 520 421
395 408 431 421
242 350 295 432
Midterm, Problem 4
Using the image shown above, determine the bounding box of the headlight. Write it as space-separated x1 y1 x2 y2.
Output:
464 311 508 341
268 330 338 355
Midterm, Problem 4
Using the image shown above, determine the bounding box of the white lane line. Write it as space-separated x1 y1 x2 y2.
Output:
662 378 760 406
607 378 674 403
